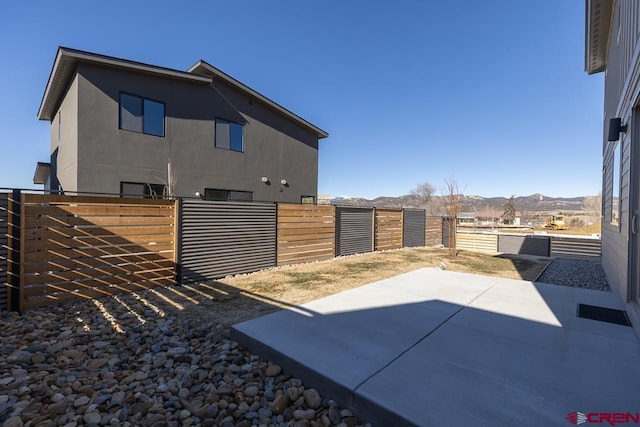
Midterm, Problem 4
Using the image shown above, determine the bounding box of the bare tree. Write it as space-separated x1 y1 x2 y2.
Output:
411 182 435 209
442 177 463 257
154 161 178 199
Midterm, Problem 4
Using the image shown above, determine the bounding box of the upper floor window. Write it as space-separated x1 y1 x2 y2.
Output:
215 118 244 152
119 93 165 137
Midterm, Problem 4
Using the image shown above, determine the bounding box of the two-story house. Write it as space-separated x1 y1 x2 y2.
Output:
585 0 640 334
35 47 328 203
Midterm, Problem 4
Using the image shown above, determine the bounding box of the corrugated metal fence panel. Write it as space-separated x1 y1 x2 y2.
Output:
336 207 373 256
0 193 7 311
456 232 498 252
403 209 426 248
550 236 602 259
497 234 550 257
425 216 443 246
180 200 276 281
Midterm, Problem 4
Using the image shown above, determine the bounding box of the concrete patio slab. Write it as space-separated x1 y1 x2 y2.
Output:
231 268 640 426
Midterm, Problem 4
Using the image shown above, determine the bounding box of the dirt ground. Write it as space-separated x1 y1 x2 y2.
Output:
181 247 551 333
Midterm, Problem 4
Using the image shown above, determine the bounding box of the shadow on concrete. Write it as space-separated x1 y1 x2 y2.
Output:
231 269 640 426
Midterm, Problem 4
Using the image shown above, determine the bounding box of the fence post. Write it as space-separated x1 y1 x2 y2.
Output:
7 189 21 312
174 197 182 284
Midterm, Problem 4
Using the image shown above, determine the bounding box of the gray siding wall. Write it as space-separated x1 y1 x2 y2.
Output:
52 75 79 192
179 200 276 282
601 1 640 299
0 193 7 311
72 63 319 202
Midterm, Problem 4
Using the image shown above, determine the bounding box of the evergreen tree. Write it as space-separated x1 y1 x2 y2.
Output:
502 196 516 224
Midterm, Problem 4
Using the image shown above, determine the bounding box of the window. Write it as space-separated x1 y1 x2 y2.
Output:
204 188 253 202
119 93 165 137
611 142 621 226
301 196 315 205
215 119 244 152
120 182 166 198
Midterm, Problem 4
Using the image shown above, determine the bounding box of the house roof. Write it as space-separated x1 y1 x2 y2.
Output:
189 60 328 139
33 162 50 185
38 47 212 121
38 47 329 139
585 0 614 74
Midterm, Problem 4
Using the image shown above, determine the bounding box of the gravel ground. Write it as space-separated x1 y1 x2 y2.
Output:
0 287 368 427
536 258 611 292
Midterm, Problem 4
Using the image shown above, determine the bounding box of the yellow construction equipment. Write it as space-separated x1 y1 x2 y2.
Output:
544 214 567 230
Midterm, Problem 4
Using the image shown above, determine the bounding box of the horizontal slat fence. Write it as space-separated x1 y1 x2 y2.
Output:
403 209 426 247
179 200 276 281
336 207 374 256
277 204 335 265
426 216 443 246
375 209 403 251
0 193 8 311
20 194 176 310
456 232 498 252
550 236 602 259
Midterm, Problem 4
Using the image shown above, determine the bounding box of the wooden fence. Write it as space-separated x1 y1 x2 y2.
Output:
20 195 176 310
426 216 443 247
3 192 445 311
456 232 499 252
277 204 335 265
375 209 403 251
456 231 602 259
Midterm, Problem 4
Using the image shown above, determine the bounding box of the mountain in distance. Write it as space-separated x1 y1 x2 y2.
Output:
329 193 590 214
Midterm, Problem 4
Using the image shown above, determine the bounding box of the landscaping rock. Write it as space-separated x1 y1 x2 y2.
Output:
0 286 367 426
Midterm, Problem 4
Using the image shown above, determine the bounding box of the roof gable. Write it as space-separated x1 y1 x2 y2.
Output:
38 47 328 139
189 60 328 138
38 47 211 121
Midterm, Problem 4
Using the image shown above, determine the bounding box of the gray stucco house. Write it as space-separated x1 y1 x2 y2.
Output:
35 47 328 203
585 0 640 334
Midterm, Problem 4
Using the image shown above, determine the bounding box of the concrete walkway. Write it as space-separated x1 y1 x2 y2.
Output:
231 269 640 426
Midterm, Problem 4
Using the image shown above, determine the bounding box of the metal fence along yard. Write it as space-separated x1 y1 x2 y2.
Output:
179 200 276 282
0 191 444 312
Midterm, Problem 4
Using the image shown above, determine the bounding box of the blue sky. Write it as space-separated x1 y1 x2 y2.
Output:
0 1 603 199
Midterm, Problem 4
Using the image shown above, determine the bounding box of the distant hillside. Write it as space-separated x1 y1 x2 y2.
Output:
330 193 589 214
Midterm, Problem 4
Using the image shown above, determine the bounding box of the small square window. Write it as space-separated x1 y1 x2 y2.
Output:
301 196 315 205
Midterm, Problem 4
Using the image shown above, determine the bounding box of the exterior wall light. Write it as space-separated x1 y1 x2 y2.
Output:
280 179 287 185
261 176 269 183
608 117 628 141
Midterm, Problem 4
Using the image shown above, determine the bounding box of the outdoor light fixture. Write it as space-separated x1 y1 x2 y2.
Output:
194 191 202 198
280 179 287 185
261 176 269 183
608 117 628 141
